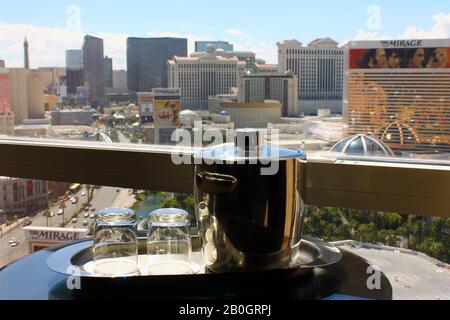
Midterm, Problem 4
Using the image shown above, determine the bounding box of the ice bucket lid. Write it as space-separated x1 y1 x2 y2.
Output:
194 129 306 162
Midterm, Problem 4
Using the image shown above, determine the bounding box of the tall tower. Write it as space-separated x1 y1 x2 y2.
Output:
24 38 30 69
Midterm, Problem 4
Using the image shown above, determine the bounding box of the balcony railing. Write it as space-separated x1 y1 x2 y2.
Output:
0 136 449 218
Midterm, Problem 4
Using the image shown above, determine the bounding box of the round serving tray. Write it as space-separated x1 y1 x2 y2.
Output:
47 237 342 279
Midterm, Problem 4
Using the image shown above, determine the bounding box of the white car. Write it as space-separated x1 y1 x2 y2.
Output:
82 220 89 227
10 241 19 248
9 238 17 244
71 198 77 204
84 213 89 219
81 191 86 197
72 218 78 224
90 214 95 219
57 209 64 215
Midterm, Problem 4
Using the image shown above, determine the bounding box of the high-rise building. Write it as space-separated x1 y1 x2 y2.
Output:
0 71 10 114
191 48 257 72
66 50 84 95
82 35 105 106
127 37 188 93
3 68 45 124
0 177 48 219
195 41 234 52
0 112 14 136
239 72 299 117
277 38 344 115
24 38 30 69
344 39 450 153
27 70 45 119
113 70 127 90
65 50 83 95
103 56 113 88
168 46 247 110
255 63 279 75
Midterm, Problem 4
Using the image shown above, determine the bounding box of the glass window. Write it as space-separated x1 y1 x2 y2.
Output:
346 137 365 156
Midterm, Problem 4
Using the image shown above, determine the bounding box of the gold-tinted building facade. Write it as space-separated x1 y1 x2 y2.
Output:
344 40 450 153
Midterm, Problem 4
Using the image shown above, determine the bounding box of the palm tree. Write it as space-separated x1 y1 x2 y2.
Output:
60 202 67 226
43 209 51 227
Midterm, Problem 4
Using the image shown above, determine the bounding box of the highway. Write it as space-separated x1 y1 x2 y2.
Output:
0 185 129 268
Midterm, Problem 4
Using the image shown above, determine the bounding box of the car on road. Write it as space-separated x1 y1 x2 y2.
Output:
84 207 90 212
91 208 96 212
10 241 19 248
81 191 86 197
57 208 64 215
71 198 78 204
116 189 121 193
82 220 89 227
84 213 89 219
9 238 17 244
24 219 32 227
72 218 78 224
90 214 95 219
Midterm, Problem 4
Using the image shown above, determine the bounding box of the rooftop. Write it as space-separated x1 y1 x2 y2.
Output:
340 244 450 300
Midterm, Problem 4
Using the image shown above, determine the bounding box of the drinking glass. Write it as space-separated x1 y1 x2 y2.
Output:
93 208 139 276
147 208 192 275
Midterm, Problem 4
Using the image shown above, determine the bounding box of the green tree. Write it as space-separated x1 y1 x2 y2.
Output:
60 202 67 226
43 208 51 227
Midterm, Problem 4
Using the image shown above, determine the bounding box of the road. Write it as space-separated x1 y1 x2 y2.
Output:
0 186 130 268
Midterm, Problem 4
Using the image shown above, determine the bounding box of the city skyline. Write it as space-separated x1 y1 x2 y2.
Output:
0 1 448 69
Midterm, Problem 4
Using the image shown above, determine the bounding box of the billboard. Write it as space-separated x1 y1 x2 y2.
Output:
350 47 450 69
24 226 89 253
0 73 10 113
138 92 154 116
154 100 180 128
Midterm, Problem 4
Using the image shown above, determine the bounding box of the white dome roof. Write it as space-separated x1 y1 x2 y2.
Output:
180 110 199 118
330 134 395 157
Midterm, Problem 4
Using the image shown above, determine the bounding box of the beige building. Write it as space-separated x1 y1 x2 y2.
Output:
44 94 59 111
0 112 14 136
6 68 45 124
220 101 282 128
38 67 66 95
168 46 246 110
256 63 279 75
277 38 344 115
238 72 299 117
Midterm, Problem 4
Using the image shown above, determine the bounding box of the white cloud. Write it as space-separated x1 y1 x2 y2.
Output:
0 23 129 69
349 12 450 43
402 13 450 38
226 29 245 36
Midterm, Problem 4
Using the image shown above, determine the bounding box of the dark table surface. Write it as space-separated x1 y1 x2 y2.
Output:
0 241 393 300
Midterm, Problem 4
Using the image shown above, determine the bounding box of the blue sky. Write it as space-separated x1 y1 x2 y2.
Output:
0 0 449 68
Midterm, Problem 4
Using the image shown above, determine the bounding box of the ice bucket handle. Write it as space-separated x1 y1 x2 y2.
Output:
196 172 238 194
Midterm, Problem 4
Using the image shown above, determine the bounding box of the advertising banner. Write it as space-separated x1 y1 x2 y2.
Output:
154 100 180 128
138 93 154 115
350 47 450 69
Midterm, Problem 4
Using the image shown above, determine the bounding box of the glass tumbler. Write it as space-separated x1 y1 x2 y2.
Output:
93 208 139 276
147 208 192 275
